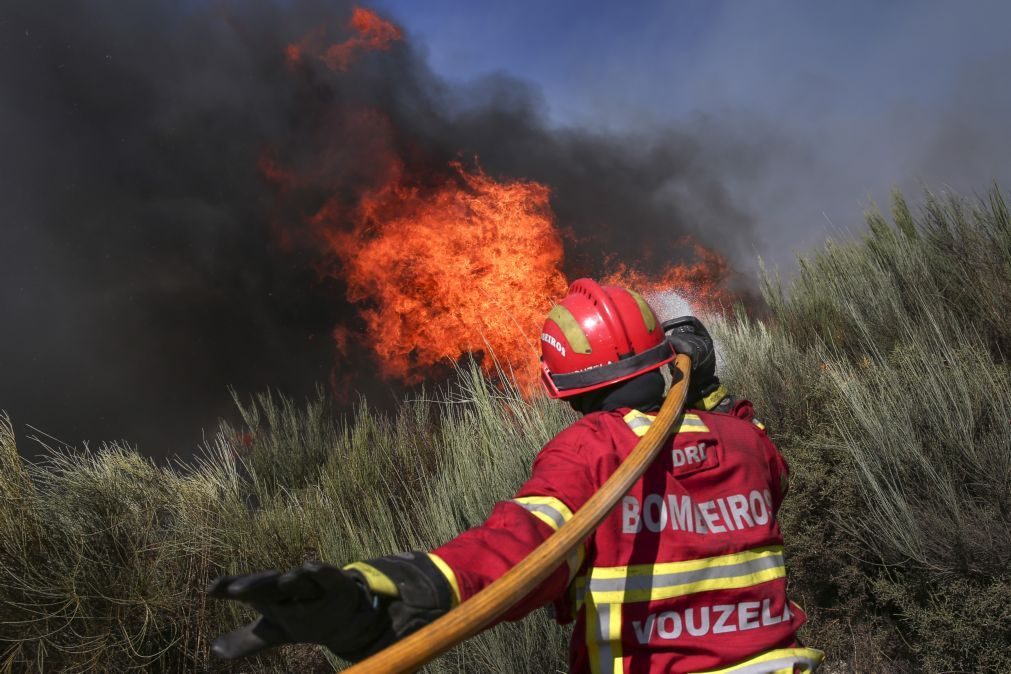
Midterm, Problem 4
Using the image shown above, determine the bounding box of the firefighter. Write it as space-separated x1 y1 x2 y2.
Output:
208 279 823 673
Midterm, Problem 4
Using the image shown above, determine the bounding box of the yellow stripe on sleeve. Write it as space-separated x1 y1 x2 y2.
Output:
511 495 575 530
512 496 584 582
427 553 462 608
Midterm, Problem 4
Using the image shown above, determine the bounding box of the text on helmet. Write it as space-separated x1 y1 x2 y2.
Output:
541 332 566 357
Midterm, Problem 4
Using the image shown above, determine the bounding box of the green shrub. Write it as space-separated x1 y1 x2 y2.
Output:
714 187 1011 672
0 369 574 672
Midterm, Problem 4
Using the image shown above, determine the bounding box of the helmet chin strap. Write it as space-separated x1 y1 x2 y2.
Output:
568 369 666 416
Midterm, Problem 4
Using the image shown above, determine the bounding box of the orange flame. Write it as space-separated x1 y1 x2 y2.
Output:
265 35 735 391
264 149 735 390
602 242 733 315
286 8 402 71
311 161 568 389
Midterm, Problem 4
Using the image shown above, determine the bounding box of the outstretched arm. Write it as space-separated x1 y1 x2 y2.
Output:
207 428 595 661
431 431 595 621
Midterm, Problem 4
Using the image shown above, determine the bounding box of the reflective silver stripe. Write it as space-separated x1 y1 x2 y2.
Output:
574 581 587 608
595 602 615 674
625 412 709 435
511 500 567 529
625 416 653 432
718 654 821 674
589 553 785 594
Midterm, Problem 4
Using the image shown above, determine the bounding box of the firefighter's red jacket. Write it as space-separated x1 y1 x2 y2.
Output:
431 402 824 674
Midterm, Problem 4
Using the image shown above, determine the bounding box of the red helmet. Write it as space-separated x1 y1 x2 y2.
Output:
539 278 674 399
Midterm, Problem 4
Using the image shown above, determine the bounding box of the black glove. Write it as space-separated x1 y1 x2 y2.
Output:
208 552 454 662
339 552 456 660
662 316 730 411
207 561 387 660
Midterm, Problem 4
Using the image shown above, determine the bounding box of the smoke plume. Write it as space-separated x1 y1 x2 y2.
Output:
1 0 764 457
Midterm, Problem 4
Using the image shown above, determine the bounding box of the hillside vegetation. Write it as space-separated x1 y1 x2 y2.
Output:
2 188 1009 672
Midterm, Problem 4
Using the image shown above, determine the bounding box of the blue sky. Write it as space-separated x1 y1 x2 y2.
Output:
374 0 1011 269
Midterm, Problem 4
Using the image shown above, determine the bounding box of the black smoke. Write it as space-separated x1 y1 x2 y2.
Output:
0 0 763 458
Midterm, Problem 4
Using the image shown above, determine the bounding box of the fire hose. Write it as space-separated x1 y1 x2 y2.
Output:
344 353 692 673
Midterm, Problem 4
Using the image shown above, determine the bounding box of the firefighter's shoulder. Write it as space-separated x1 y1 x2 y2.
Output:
535 410 637 466
537 412 610 456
